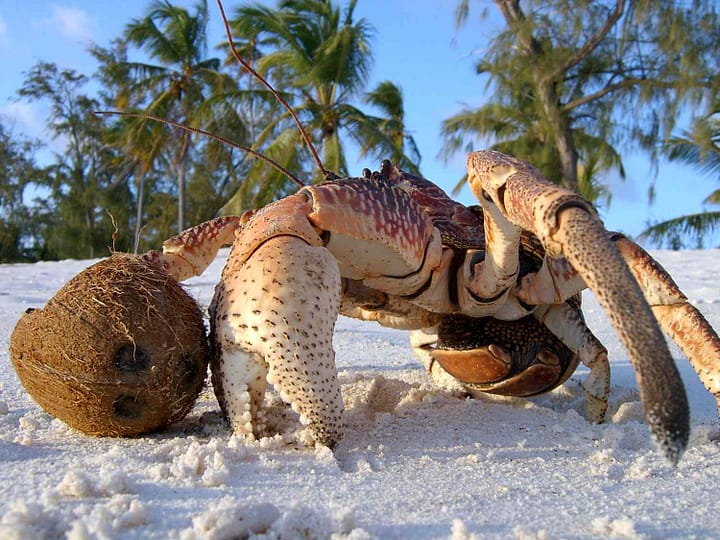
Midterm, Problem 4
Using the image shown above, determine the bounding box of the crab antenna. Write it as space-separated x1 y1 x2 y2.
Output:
94 110 306 189
215 0 331 180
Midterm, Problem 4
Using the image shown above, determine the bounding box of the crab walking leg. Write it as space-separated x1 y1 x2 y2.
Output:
613 235 720 411
143 215 243 280
467 150 690 464
461 194 521 307
210 235 344 447
535 304 610 423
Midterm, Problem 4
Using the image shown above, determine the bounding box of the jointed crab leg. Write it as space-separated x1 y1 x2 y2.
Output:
614 235 720 413
466 150 690 464
535 303 610 423
143 215 243 280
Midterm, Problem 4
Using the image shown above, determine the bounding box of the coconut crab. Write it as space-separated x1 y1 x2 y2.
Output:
131 0 720 464
142 150 720 465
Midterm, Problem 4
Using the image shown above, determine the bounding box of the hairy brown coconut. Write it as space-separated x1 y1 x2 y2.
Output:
9 254 209 436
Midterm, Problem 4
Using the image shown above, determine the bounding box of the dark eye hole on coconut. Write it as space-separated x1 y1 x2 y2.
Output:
114 343 151 375
112 394 145 420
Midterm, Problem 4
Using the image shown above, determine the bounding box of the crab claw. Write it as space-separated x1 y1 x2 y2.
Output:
209 195 344 447
467 150 690 464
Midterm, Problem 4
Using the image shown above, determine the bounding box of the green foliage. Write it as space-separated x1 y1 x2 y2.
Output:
17 63 134 260
220 0 422 214
640 212 720 249
0 124 41 262
107 0 245 234
445 0 720 203
7 0 720 260
361 81 421 174
639 96 720 248
1 0 424 259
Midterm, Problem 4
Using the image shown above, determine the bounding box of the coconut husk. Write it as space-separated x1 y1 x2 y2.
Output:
9 254 209 436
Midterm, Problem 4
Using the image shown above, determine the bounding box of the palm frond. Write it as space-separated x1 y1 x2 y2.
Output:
639 211 720 248
219 125 307 214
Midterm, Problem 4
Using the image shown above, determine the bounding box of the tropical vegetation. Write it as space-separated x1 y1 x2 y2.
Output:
443 0 719 209
640 98 720 248
1 0 719 262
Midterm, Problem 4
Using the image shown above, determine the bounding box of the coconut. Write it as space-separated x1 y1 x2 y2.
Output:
9 254 209 437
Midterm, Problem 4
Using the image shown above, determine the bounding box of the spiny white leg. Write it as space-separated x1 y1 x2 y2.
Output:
535 303 610 422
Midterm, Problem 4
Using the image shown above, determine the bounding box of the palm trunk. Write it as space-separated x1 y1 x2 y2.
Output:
536 80 579 192
176 132 191 233
133 170 145 254
495 0 580 193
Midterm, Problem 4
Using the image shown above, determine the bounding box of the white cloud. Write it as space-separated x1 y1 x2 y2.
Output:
48 5 98 43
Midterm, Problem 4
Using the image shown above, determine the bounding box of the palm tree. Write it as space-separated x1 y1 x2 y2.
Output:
104 115 165 251
220 0 421 214
640 107 720 248
362 81 421 174
113 0 244 233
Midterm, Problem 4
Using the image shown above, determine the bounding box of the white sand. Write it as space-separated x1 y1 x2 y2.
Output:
1 248 718 539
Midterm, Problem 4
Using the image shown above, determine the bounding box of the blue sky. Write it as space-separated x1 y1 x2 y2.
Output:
0 0 716 246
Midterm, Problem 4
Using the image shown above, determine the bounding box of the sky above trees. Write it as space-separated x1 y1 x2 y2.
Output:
0 0 717 244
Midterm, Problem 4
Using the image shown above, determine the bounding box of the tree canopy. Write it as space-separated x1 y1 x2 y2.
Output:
640 94 720 248
443 0 720 205
218 0 421 214
17 63 133 259
3 0 720 261
110 0 242 233
0 123 41 262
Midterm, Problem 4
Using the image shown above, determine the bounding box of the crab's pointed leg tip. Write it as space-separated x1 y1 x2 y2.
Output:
660 438 686 467
652 423 689 467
